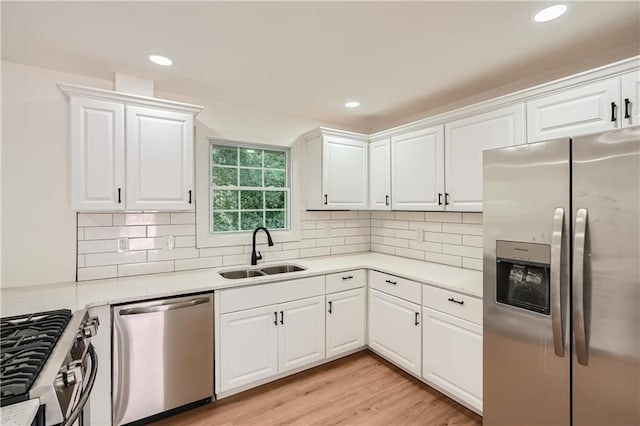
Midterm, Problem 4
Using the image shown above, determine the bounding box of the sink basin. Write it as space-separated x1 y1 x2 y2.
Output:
219 269 266 279
260 264 306 275
219 264 306 279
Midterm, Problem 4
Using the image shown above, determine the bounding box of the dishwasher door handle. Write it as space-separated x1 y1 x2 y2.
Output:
118 297 211 316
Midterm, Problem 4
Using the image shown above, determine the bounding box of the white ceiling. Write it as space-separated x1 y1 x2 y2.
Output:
2 1 639 132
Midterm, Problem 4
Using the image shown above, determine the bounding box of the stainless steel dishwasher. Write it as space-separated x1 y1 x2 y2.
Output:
112 293 214 426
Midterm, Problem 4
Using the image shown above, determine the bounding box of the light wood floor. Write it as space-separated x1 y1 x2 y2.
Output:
152 351 482 426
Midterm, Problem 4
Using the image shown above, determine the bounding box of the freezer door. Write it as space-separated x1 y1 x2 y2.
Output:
572 127 640 426
483 139 571 425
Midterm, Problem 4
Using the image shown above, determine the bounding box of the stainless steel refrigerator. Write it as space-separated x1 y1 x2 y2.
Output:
482 126 639 425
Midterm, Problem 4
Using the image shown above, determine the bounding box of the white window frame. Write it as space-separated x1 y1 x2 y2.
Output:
195 124 302 248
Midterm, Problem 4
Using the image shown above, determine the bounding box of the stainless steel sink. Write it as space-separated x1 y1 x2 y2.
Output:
260 265 306 275
219 264 306 279
219 269 266 279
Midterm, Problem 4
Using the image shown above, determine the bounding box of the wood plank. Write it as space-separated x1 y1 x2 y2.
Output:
152 351 482 426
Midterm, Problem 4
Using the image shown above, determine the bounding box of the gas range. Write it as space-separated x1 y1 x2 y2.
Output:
0 309 99 426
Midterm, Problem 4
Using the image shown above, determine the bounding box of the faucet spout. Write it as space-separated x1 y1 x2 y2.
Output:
251 227 274 265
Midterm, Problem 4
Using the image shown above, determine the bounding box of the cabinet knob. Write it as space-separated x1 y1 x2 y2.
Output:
328 301 333 314
611 102 617 122
414 312 420 326
624 98 631 119
274 312 278 326
324 194 328 205
117 188 122 204
188 190 192 204
385 195 390 206
445 193 450 206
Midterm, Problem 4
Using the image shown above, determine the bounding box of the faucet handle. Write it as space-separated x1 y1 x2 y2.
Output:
256 251 263 261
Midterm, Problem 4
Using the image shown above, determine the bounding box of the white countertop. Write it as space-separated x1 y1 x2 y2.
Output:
0 399 40 426
0 253 482 316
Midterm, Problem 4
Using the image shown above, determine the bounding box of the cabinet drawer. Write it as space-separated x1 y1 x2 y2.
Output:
326 270 365 294
369 270 421 304
422 285 482 325
219 276 325 314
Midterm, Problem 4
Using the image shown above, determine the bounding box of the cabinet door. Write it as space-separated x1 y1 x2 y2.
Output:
326 288 366 358
369 138 391 210
422 307 482 413
322 136 368 209
621 71 640 128
70 96 125 211
126 106 194 211
278 296 326 373
391 125 444 211
368 289 421 376
526 78 619 143
445 104 525 211
219 305 279 392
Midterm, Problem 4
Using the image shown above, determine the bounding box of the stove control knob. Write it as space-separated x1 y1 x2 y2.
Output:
77 316 100 340
54 370 77 388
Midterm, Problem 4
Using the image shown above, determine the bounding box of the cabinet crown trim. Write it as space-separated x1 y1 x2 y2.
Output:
301 126 369 142
58 82 204 115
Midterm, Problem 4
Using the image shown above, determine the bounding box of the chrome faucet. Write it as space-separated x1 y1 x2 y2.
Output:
251 227 274 265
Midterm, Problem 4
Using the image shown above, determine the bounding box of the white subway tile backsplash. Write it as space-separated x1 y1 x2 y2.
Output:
127 237 164 251
76 208 481 282
125 213 171 226
85 251 147 267
442 244 483 259
442 223 483 235
84 226 146 240
147 224 195 237
299 247 331 258
77 265 118 281
395 211 425 221
170 212 196 225
331 244 359 255
175 256 223 272
148 247 199 262
78 239 119 254
462 235 483 248
118 261 174 277
78 214 113 227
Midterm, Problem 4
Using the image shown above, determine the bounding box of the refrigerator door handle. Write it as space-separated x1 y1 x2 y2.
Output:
550 207 565 357
573 208 589 366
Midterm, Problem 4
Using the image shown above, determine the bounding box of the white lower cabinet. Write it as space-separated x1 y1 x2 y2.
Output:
326 288 366 357
219 296 326 392
368 288 422 376
422 306 483 412
219 305 279 392
278 296 326 373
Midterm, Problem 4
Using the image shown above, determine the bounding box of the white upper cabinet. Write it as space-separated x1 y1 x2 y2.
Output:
445 104 525 211
526 79 619 143
302 128 368 210
391 125 445 211
60 83 202 212
126 106 194 211
70 97 125 211
621 71 640 128
368 138 391 210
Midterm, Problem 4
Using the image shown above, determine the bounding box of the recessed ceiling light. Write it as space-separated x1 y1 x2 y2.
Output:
148 54 173 66
534 4 567 23
345 101 360 108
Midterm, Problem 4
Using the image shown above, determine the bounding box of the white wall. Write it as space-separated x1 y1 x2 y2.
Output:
0 61 330 288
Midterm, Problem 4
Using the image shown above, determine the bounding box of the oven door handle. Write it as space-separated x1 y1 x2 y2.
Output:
62 343 98 426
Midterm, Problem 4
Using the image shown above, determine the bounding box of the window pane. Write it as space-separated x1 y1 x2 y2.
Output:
239 168 262 187
264 170 285 187
265 191 286 209
213 211 238 232
240 211 263 230
212 145 237 166
264 150 286 169
212 190 238 210
266 210 285 229
240 190 263 210
212 167 237 186
239 148 263 167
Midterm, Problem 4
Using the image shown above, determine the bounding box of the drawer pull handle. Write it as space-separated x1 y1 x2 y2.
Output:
385 279 397 285
342 275 354 280
448 297 464 305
